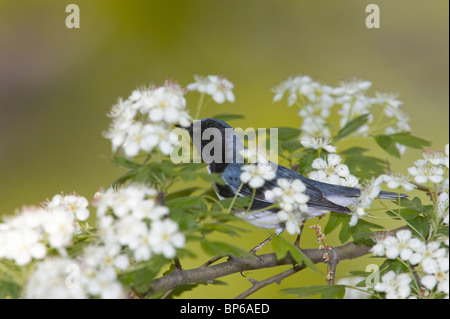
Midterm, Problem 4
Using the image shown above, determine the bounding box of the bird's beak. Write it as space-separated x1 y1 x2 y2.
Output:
174 123 193 134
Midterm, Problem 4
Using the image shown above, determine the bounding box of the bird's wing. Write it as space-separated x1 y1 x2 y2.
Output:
220 163 351 214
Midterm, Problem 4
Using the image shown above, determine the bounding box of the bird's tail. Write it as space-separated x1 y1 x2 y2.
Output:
378 191 408 200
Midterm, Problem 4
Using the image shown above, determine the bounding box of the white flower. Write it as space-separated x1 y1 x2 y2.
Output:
421 257 449 294
43 208 76 249
25 258 88 299
240 161 276 189
104 81 191 158
422 149 446 167
47 194 90 221
189 75 235 104
92 183 184 263
371 229 431 266
272 75 316 106
421 242 448 274
271 178 309 213
149 219 185 259
300 136 337 153
277 210 302 234
2 228 46 266
84 266 125 299
376 91 403 110
408 159 445 184
382 173 416 192
310 154 359 188
374 271 412 299
186 74 210 93
269 178 309 234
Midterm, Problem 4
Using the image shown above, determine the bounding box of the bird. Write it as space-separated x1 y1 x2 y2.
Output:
177 118 406 250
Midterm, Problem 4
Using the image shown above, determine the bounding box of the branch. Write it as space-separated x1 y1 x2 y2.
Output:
139 240 371 298
235 265 303 299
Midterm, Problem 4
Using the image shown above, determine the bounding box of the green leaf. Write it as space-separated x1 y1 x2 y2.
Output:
379 259 409 274
200 240 249 257
275 127 302 141
282 285 346 299
200 223 248 237
271 235 322 275
212 113 245 122
295 149 320 175
0 279 21 299
375 133 431 158
407 216 430 239
112 156 142 169
324 213 383 244
324 212 343 235
389 133 431 149
335 114 370 141
339 147 387 179
374 135 401 158
398 197 434 217
165 187 201 202
119 255 168 294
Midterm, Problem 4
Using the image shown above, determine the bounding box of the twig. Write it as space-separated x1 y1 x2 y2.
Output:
235 265 304 299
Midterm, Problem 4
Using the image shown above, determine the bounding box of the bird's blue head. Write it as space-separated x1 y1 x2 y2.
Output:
177 118 244 164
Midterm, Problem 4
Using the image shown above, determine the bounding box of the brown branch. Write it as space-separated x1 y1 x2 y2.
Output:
139 240 371 298
235 265 304 299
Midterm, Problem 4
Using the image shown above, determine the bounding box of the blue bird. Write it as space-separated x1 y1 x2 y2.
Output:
178 118 406 249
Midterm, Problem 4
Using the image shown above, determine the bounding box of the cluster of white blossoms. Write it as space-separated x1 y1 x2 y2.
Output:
103 81 191 158
93 183 185 261
187 74 235 104
374 271 413 299
309 154 360 188
0 193 88 266
372 229 449 298
24 183 186 299
408 145 449 185
25 252 126 299
271 179 310 234
272 75 412 155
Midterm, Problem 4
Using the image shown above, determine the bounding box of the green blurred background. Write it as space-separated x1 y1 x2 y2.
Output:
0 0 448 298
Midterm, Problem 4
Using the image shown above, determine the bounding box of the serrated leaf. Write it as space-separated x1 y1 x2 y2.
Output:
407 216 430 239
399 197 434 216
389 133 431 149
200 240 249 257
339 147 387 178
374 135 401 158
282 285 346 299
271 235 322 275
335 114 370 141
375 133 431 158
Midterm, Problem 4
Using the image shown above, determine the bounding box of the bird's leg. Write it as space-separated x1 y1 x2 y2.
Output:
239 236 273 277
249 235 273 254
246 235 273 270
294 219 307 249
199 255 226 268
